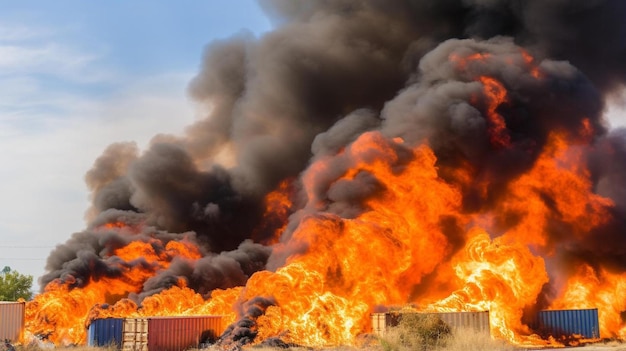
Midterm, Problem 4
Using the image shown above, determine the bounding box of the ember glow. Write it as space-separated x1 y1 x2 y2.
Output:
24 1 626 348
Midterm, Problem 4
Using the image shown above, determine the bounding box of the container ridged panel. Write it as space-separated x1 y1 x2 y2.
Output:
370 311 490 336
87 318 124 348
122 318 148 351
147 316 224 351
437 311 490 335
370 313 401 335
534 309 599 339
0 301 25 342
371 313 386 335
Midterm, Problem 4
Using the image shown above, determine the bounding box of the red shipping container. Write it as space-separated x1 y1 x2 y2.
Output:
146 316 224 351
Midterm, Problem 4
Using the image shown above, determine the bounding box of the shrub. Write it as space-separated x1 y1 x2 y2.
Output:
378 313 451 351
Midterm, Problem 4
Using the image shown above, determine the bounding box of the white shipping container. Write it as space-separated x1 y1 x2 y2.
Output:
371 311 490 336
122 318 148 351
0 301 25 342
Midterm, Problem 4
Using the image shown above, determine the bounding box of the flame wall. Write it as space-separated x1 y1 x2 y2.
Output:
25 0 626 348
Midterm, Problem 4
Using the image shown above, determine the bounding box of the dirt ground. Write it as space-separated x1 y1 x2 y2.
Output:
529 343 626 351
559 347 626 351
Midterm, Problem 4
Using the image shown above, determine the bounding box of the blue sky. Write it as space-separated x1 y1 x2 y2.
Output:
0 1 271 284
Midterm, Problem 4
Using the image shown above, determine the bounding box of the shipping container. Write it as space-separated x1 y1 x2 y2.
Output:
531 308 599 340
371 311 490 336
87 316 224 351
88 318 124 348
146 316 225 351
371 312 399 336
122 318 148 351
0 301 25 342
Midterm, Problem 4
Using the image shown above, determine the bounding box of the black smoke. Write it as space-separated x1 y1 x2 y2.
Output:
41 0 626 343
217 296 276 350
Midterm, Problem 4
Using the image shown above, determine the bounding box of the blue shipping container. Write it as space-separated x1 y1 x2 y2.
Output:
88 318 124 348
533 308 599 339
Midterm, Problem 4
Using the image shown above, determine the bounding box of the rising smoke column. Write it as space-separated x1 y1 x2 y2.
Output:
41 0 422 290
31 0 626 346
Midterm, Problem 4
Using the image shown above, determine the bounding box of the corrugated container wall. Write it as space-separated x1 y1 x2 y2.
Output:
437 311 490 334
122 318 148 351
532 309 599 339
88 316 225 350
0 301 25 342
371 311 490 336
147 316 225 351
371 313 400 336
88 318 123 348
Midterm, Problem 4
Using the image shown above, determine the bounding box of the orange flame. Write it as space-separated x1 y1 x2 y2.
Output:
25 51 624 348
25 225 203 344
520 49 543 79
253 178 295 244
424 228 549 344
550 265 626 339
478 76 511 148
449 52 493 71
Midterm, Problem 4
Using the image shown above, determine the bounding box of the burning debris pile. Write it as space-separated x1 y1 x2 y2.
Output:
25 0 626 348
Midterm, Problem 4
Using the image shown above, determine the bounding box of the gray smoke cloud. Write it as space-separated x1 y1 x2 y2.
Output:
134 240 272 300
217 296 276 350
40 0 626 344
381 36 603 209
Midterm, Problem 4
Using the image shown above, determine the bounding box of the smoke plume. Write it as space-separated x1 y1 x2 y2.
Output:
37 0 626 346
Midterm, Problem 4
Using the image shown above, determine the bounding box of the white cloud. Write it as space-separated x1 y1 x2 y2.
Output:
0 18 113 91
0 72 196 282
0 20 197 282
0 23 50 42
0 43 112 86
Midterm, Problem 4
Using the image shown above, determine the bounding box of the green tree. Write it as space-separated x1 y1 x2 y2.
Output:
0 266 33 301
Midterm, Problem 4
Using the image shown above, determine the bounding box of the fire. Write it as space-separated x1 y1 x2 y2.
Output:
478 76 511 148
550 264 626 339
253 178 295 244
520 49 543 79
25 223 205 344
449 52 493 71
231 131 465 345
496 127 613 251
245 266 368 345
102 222 126 229
24 43 625 349
88 285 242 328
423 228 548 343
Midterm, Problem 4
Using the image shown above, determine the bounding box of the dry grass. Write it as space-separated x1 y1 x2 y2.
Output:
234 314 512 351
374 313 520 351
377 313 450 351
442 328 519 351
11 333 625 351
